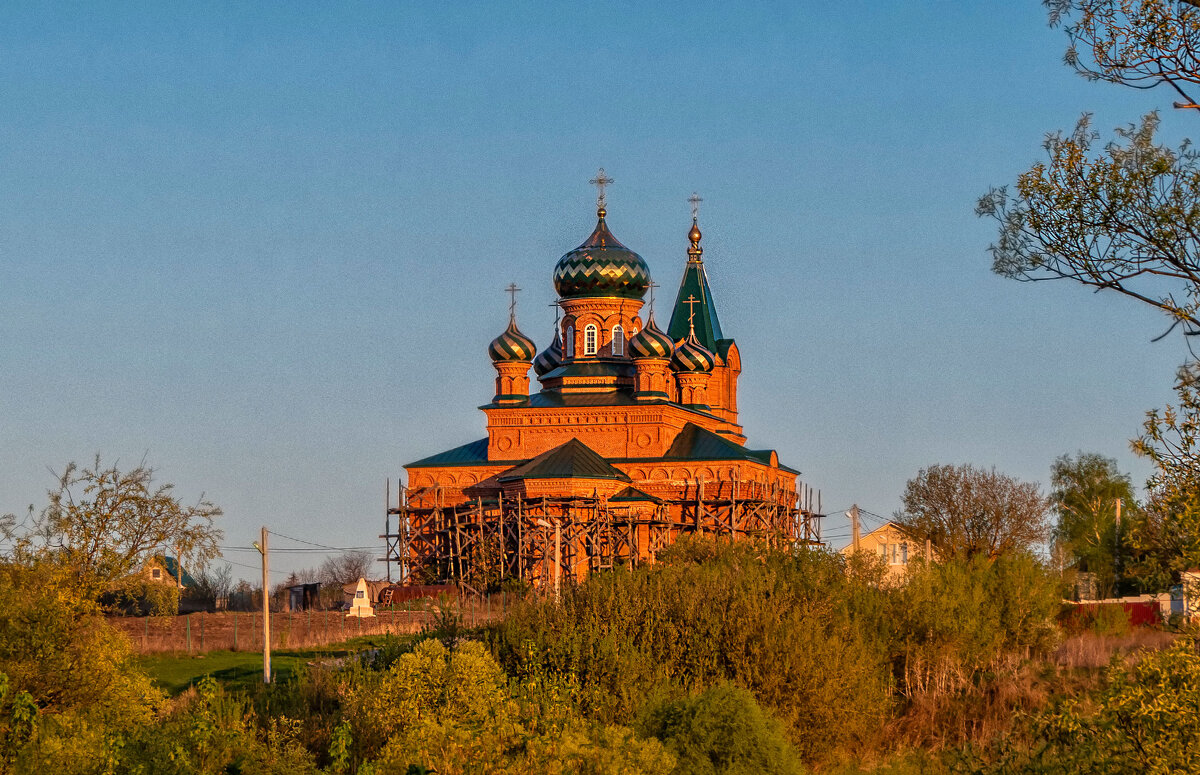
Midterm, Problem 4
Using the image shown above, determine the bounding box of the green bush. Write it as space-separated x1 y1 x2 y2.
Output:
345 639 675 775
639 683 805 775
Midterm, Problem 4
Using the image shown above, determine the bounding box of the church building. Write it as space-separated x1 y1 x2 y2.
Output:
386 175 818 588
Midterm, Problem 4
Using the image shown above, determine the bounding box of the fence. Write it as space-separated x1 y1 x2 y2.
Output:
109 594 513 654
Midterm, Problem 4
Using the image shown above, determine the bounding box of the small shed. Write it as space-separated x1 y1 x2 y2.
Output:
287 582 322 612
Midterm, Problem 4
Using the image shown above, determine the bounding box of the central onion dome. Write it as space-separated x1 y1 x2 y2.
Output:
553 208 651 299
671 331 715 373
488 318 536 362
532 328 563 376
629 312 674 359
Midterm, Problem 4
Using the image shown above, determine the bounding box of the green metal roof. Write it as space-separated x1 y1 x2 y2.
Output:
667 259 724 352
406 438 490 468
662 423 800 475
154 555 197 587
498 439 632 483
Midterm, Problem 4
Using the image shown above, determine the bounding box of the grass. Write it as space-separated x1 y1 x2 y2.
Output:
137 635 402 694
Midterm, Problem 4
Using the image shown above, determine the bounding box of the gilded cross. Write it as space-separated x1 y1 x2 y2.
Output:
683 294 700 333
648 280 660 315
506 282 521 319
688 192 702 221
590 168 614 209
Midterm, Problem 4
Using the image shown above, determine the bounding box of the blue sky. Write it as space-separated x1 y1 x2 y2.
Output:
1 2 1192 578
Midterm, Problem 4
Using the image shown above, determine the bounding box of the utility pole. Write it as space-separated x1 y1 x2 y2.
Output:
1115 497 1122 582
847 504 861 553
253 527 271 684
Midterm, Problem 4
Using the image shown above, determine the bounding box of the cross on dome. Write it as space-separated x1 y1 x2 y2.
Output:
689 192 702 221
589 168 614 212
506 282 521 320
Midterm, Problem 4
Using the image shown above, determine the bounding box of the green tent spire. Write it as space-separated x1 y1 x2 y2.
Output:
667 214 724 350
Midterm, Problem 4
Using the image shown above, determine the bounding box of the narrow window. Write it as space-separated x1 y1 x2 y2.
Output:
584 324 598 355
612 325 624 356
565 325 574 357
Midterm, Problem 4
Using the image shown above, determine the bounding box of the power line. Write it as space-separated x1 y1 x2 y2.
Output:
220 557 289 577
265 528 342 550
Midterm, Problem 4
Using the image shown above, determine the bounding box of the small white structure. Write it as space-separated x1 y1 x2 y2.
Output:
346 577 375 618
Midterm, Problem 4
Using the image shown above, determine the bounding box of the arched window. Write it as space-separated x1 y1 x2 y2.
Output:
584 324 598 355
565 325 575 357
612 325 624 356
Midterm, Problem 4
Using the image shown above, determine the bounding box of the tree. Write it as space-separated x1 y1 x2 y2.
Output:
895 464 1050 560
1049 452 1137 596
1127 367 1200 588
21 455 223 592
979 2 1200 339
318 550 375 586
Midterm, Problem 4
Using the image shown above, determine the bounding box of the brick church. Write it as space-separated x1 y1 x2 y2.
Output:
388 177 814 587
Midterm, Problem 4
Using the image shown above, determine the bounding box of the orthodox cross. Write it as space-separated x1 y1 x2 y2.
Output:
590 168 614 209
548 300 560 324
689 192 702 221
506 282 521 320
648 280 660 315
683 293 700 334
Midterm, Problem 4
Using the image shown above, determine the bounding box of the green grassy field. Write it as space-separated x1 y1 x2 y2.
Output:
137 635 399 694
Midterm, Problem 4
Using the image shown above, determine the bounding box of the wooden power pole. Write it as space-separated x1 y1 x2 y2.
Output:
254 527 271 684
849 504 861 553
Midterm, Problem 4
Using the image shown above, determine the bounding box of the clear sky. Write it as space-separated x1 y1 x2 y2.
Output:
1 2 1193 578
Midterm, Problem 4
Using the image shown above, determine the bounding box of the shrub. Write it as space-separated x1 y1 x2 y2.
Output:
972 640 1200 773
639 683 805 775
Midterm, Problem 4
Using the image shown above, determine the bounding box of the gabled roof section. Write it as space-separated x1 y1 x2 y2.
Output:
153 555 197 587
610 485 663 503
663 423 800 475
667 260 724 352
499 439 632 483
407 438 490 468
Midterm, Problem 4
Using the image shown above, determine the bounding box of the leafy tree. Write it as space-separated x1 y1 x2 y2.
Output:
979 2 1200 339
19 455 223 592
1050 452 1138 596
1127 368 1200 589
895 464 1050 560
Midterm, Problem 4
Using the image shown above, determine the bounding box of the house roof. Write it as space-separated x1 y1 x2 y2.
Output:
498 439 632 483
153 555 197 587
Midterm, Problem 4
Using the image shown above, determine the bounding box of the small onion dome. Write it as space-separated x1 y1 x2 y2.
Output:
488 318 536 362
553 210 651 300
671 332 715 373
628 313 674 359
532 328 563 376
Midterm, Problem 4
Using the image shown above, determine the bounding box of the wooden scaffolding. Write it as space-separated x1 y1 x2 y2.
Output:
380 478 824 587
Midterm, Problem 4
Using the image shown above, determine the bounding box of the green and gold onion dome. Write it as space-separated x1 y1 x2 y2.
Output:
629 312 674 359
553 208 651 300
532 328 563 376
671 331 715 373
488 318 537 363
